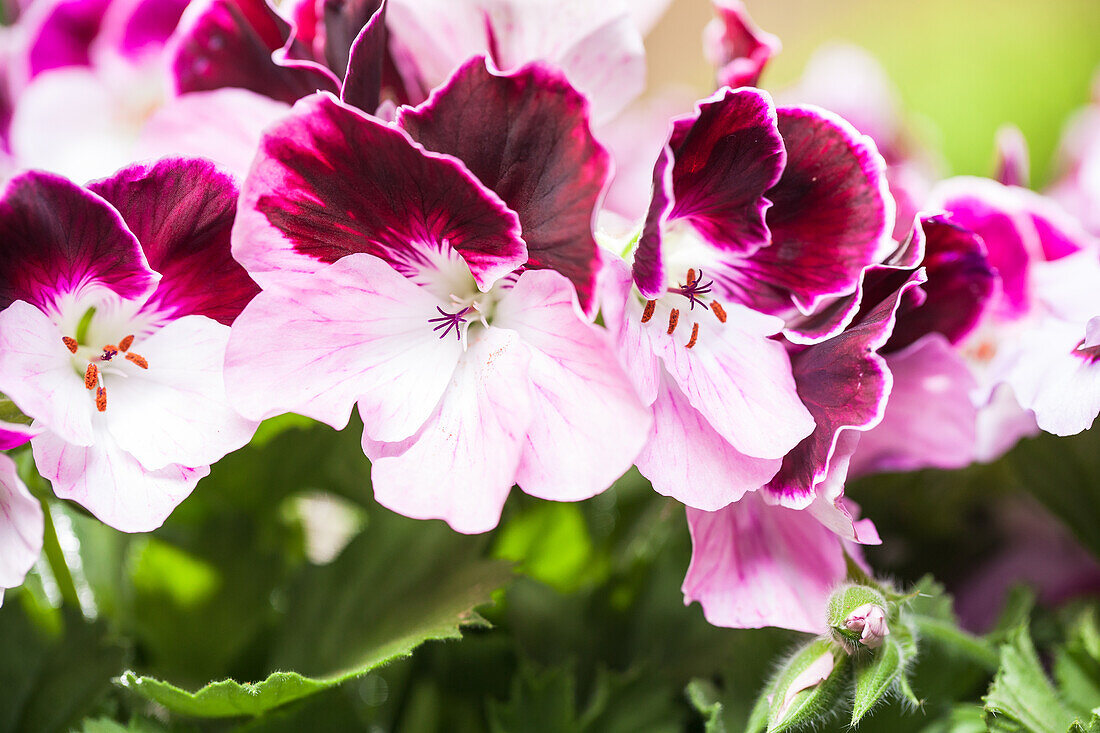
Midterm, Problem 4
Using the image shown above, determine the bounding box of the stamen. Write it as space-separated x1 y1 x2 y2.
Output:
711 301 727 324
667 308 680 335
686 323 700 349
62 336 78 353
95 387 107 412
118 334 134 352
641 300 656 323
101 345 119 361
427 305 470 340
84 363 98 390
686 268 696 287
125 352 148 369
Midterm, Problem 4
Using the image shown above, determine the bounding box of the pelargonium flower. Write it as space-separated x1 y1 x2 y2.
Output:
226 60 650 533
0 451 42 605
0 159 259 531
929 176 1100 443
703 0 780 89
602 86 894 512
8 0 289 182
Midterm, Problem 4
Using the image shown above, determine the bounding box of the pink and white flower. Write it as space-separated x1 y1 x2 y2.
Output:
0 451 42 604
0 159 259 531
226 60 650 534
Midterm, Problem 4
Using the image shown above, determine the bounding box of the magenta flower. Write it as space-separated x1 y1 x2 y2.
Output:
0 452 42 604
0 159 259 531
226 61 650 533
703 0 780 89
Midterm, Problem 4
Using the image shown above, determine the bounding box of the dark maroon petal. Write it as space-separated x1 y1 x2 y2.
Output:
111 0 189 57
631 147 674 299
322 0 382 78
733 106 893 314
704 0 780 88
763 268 926 505
784 218 926 344
398 57 608 313
633 87 784 298
239 92 526 287
886 215 995 351
339 0 386 112
172 0 338 105
88 158 260 325
0 171 156 310
26 0 109 78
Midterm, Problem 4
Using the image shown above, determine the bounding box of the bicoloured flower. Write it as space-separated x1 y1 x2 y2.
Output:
703 0 780 89
603 86 894 512
0 452 42 605
225 61 650 533
0 159 259 531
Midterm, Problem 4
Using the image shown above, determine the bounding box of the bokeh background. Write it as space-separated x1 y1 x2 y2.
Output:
646 0 1100 186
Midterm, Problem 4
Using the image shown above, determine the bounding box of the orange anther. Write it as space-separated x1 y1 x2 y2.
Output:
686 322 700 349
62 336 79 353
84 363 98 390
95 387 107 412
667 308 680 335
686 268 696 286
101 345 118 360
118 334 134 352
125 352 148 369
711 301 727 324
641 300 656 323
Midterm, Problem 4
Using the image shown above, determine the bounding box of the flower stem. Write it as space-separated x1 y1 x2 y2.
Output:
39 499 80 610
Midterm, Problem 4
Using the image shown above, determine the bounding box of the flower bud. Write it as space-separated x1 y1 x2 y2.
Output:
766 639 848 732
844 603 890 649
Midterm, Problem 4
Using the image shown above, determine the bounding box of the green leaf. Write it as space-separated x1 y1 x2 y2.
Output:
852 637 905 725
983 624 1075 733
493 501 606 593
686 679 727 733
0 599 125 733
73 717 168 733
1056 608 1100 715
487 664 579 733
1068 712 1100 733
117 671 329 718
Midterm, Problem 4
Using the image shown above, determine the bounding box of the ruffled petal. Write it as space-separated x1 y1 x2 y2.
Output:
683 493 848 633
170 0 338 104
633 87 784 299
659 303 814 459
104 315 257 471
88 158 260 325
336 0 387 111
849 334 978 476
0 301 95 446
225 253 462 441
492 269 651 502
735 105 894 314
0 170 157 310
398 58 608 314
233 91 526 290
638 372 780 510
24 0 109 78
763 268 926 508
33 427 207 533
365 326 533 534
0 452 43 590
599 256 663 406
703 0 780 88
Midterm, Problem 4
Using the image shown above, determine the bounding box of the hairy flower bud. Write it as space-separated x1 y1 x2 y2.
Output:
844 603 890 649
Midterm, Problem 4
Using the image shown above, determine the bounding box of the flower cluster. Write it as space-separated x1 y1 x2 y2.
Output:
0 0 1096 637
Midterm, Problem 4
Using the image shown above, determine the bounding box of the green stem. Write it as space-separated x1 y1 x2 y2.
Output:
39 499 80 610
910 614 1000 672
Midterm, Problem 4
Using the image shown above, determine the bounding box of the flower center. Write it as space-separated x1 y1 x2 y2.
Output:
62 331 149 412
638 268 728 349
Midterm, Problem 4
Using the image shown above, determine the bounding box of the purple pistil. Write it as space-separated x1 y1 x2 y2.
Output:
668 269 714 311
1075 340 1100 364
428 305 471 340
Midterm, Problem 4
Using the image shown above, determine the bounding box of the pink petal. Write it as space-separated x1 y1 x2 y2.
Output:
33 428 207 532
225 253 462 441
492 269 651 502
638 373 780 510
365 326 533 534
0 301 95 446
683 492 847 633
104 315 257 471
0 452 43 590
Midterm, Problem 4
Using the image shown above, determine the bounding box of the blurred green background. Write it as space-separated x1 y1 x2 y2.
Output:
646 0 1100 186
